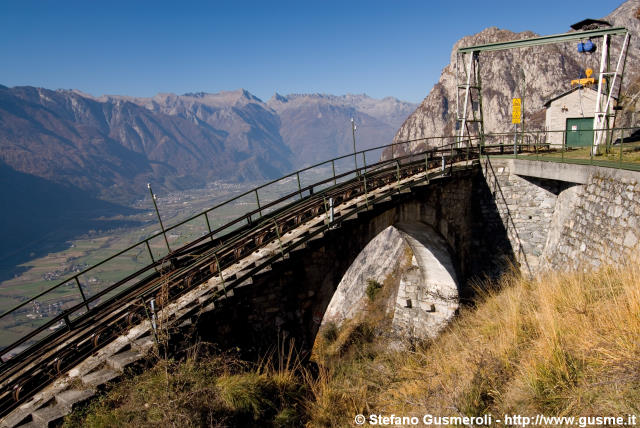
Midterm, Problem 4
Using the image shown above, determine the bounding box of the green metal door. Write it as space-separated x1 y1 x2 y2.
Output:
566 117 594 147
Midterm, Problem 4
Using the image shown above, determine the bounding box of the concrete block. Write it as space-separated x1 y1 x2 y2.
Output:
0 406 33 428
30 404 67 427
55 389 95 410
81 368 120 388
11 423 39 428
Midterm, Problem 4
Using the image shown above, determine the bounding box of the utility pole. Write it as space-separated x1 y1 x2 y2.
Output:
148 183 171 254
351 118 358 174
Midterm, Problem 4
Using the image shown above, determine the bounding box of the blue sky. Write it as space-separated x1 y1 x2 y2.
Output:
0 0 620 103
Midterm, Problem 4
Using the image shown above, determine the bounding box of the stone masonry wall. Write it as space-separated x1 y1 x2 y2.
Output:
543 170 640 271
390 222 459 342
322 225 407 327
481 158 566 275
483 159 640 275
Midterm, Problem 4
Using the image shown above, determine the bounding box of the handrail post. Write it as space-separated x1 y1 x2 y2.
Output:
396 160 400 182
63 314 72 331
296 172 302 199
363 174 369 208
148 183 171 254
254 189 262 217
425 152 430 184
466 138 470 164
619 129 624 167
214 253 227 297
144 239 160 273
204 212 214 242
331 160 337 185
145 239 156 264
351 118 358 174
74 276 90 312
362 151 367 174
328 197 334 225
273 220 285 260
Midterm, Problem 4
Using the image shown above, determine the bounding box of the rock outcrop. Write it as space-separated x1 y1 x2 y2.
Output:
392 0 640 154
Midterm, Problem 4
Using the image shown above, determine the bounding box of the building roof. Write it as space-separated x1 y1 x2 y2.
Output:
543 86 616 108
570 19 612 31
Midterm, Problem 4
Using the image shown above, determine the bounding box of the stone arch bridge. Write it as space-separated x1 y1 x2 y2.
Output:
3 142 640 427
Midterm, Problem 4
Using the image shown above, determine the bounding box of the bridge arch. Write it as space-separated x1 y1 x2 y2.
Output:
321 221 460 344
195 168 513 355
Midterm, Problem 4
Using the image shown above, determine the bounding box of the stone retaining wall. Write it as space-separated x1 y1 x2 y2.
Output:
542 169 640 271
482 159 640 274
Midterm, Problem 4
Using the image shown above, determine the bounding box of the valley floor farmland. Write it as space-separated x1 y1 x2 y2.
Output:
0 181 254 350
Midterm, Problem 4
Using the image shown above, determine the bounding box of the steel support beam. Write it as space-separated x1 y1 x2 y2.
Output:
458 27 628 53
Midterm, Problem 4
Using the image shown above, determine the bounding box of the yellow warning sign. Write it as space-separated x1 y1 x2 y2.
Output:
512 98 521 124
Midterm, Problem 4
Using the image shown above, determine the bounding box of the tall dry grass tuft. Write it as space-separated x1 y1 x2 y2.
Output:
64 340 313 427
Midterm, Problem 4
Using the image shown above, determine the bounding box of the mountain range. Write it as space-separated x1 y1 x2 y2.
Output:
0 87 416 204
0 87 415 276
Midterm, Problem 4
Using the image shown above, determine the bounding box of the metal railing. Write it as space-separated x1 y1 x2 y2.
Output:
2 126 638 362
0 135 476 362
480 126 640 170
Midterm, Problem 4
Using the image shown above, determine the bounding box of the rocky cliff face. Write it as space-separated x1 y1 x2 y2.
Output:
613 1 640 127
392 0 640 154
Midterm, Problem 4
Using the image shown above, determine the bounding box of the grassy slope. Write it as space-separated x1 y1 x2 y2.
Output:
308 264 640 425
66 262 640 427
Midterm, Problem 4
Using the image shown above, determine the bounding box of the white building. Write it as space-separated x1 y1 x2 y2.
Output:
544 86 615 147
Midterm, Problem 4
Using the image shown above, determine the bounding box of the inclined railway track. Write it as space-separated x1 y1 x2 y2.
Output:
0 144 480 419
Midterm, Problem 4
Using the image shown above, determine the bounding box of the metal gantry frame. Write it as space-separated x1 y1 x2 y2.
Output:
456 51 484 149
455 26 631 153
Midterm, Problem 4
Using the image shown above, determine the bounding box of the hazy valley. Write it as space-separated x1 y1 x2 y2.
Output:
0 88 416 281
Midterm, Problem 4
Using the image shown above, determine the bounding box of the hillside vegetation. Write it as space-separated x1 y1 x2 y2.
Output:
65 260 640 427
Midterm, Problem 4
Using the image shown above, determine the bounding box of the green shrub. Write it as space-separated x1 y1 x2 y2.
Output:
321 322 339 343
365 278 382 301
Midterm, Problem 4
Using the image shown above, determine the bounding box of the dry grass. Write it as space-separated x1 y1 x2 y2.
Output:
64 344 311 428
307 263 640 425
68 260 640 426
